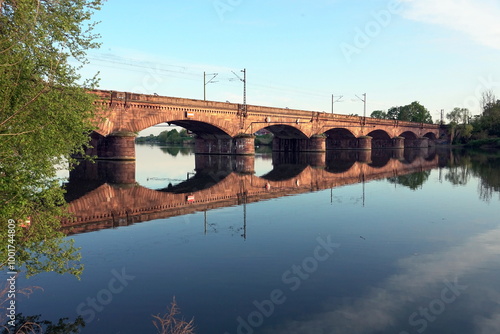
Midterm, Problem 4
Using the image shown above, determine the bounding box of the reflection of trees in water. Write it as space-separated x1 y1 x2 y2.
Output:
473 156 500 202
387 171 431 190
159 146 192 157
445 165 471 186
1 315 85 334
443 151 500 202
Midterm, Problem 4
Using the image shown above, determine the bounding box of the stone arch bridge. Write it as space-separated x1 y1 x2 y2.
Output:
88 90 442 160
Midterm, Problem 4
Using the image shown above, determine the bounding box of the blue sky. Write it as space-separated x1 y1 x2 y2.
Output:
82 0 500 126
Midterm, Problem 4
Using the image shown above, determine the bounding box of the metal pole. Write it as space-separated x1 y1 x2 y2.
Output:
363 93 367 118
204 210 207 235
243 200 247 240
242 68 246 107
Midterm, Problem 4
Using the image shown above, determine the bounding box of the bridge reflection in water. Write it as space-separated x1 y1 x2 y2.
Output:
63 148 440 235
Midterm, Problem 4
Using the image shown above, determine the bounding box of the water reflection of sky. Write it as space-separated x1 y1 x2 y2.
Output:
135 144 197 188
15 147 500 334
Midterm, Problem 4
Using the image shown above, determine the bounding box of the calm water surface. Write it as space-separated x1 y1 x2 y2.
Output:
14 144 500 333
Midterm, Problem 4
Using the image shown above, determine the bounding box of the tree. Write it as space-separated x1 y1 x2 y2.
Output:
480 98 500 137
447 107 470 125
401 101 433 123
446 107 473 143
387 171 431 190
0 0 103 277
370 110 388 119
387 106 401 120
385 102 433 123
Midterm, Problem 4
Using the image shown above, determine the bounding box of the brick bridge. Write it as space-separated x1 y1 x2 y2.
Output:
63 149 440 234
88 90 442 160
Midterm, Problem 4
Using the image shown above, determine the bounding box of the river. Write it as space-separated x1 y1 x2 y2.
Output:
14 144 500 334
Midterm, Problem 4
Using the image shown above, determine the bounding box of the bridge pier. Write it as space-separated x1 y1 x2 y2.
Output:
372 137 405 149
325 136 373 150
87 131 137 160
195 135 255 155
392 136 405 149
194 154 255 174
308 152 326 168
405 137 429 148
357 136 372 150
307 135 327 152
69 160 136 185
272 136 326 152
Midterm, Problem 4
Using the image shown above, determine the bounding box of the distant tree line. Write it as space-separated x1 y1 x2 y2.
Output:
444 91 500 145
370 92 500 147
136 129 193 144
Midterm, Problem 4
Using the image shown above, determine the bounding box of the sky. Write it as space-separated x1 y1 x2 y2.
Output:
80 0 500 134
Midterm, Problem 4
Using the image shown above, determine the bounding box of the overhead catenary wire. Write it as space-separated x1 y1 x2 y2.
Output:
84 54 335 100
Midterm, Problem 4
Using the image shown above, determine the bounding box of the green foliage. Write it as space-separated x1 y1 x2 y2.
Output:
447 107 470 124
379 102 433 123
370 110 388 119
475 99 500 137
464 138 500 149
1 314 85 334
387 171 431 190
443 151 500 201
0 0 103 277
136 129 193 144
255 133 273 146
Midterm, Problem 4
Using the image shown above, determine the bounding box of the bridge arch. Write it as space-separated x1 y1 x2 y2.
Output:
399 131 418 139
325 128 357 150
423 132 437 140
140 119 233 139
253 124 308 139
255 124 312 153
367 129 392 149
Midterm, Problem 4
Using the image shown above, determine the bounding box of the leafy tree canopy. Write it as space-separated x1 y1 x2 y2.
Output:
0 0 103 277
370 110 388 119
372 102 433 123
447 107 470 125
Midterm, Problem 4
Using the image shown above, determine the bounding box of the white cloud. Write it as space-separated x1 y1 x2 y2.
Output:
399 0 500 50
262 225 500 334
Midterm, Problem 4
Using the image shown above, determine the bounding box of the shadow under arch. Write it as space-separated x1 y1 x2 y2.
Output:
166 120 232 138
325 128 357 150
254 124 308 139
325 150 357 173
424 132 438 140
399 131 418 140
260 164 308 181
369 149 393 168
367 129 392 149
157 170 231 194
